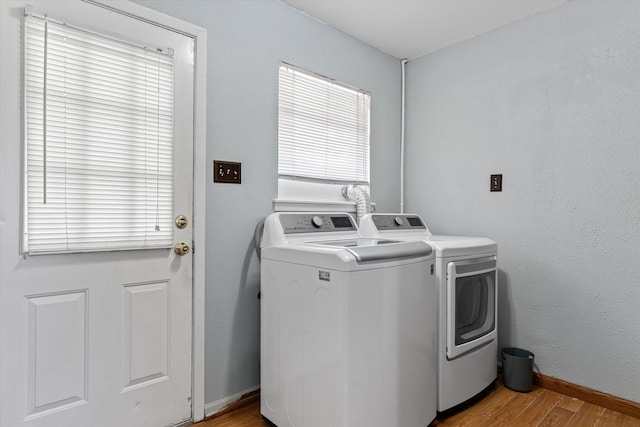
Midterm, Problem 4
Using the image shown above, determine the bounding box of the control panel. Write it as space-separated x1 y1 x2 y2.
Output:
372 214 427 231
279 213 357 234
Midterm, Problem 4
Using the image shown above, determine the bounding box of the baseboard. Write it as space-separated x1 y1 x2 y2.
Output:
202 374 640 420
203 385 260 419
533 372 640 419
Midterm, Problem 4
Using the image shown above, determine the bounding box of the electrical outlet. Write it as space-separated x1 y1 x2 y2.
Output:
490 174 502 192
214 160 241 184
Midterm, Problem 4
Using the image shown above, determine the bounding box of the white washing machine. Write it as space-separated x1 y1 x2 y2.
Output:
260 212 437 427
359 213 498 413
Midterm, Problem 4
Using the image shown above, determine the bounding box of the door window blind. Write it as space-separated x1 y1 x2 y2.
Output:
23 14 174 254
278 63 370 184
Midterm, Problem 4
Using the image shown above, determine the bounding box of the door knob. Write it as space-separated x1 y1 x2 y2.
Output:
175 215 188 229
174 242 190 256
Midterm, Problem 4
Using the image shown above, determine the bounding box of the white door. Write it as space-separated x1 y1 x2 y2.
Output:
0 1 195 426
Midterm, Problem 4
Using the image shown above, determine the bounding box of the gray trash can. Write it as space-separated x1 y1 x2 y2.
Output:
502 347 534 392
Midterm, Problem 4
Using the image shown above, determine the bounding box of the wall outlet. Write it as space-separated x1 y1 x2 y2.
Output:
490 174 502 192
214 160 241 184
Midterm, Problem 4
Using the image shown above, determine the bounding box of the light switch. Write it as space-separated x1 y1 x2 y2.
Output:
214 160 241 184
490 174 502 192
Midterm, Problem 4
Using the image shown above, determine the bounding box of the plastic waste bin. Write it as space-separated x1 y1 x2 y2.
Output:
502 347 534 392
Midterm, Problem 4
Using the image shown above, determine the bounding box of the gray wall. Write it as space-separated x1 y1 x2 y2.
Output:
134 0 401 405
405 1 640 402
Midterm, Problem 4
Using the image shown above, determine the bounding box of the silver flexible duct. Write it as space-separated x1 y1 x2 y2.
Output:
342 185 372 225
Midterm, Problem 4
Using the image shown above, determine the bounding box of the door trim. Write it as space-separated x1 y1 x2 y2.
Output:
86 1 207 422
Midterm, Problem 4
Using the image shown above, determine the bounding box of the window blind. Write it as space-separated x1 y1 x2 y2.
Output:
23 14 175 254
278 63 370 184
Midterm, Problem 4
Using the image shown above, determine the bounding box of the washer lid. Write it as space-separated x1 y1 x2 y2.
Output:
309 238 432 262
425 235 497 257
359 213 497 257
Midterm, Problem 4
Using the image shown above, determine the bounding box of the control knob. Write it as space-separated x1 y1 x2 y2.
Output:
311 216 323 228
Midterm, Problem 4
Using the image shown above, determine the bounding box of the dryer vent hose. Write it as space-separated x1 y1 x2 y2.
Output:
342 185 372 225
254 218 265 261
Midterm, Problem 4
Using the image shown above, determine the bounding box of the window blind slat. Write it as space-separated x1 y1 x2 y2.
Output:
278 64 370 184
23 15 175 254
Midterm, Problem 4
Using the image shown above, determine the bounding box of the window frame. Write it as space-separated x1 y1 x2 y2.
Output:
275 63 371 209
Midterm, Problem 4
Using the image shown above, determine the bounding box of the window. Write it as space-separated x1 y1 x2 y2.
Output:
23 14 174 254
277 63 370 205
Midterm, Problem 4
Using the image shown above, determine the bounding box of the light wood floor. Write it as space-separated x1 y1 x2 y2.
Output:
197 383 640 427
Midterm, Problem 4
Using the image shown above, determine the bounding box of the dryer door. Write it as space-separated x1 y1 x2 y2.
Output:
446 257 497 360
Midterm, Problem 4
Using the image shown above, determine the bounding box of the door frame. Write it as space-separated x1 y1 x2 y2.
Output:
86 0 208 422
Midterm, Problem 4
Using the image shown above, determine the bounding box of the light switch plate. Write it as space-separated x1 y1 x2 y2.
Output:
214 160 241 184
490 174 502 192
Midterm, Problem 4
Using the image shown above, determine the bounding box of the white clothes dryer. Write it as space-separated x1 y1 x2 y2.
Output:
359 213 498 413
260 212 437 427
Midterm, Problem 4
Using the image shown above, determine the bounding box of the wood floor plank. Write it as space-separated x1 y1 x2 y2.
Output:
200 403 268 427
462 385 515 417
537 406 575 427
622 414 640 427
433 384 515 426
565 402 605 427
510 388 564 426
473 386 524 423
434 384 542 426
555 394 584 413
595 408 631 427
477 390 538 426
432 412 478 426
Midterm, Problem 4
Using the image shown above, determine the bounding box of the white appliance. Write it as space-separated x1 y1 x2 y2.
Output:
260 212 437 427
359 213 498 412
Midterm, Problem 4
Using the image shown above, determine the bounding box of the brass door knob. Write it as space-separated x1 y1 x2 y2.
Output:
174 242 190 256
175 215 188 229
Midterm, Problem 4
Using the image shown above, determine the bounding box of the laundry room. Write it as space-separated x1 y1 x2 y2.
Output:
0 1 638 426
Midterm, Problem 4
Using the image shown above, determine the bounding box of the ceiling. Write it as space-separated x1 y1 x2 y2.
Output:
282 0 566 60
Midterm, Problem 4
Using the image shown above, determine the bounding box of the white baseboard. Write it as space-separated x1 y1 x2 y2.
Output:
204 385 260 418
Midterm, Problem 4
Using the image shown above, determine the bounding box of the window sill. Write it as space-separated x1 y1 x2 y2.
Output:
273 198 356 213
272 198 376 213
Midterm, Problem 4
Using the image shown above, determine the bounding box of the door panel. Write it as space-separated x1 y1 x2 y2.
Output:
26 291 88 419
0 1 194 426
123 281 170 390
